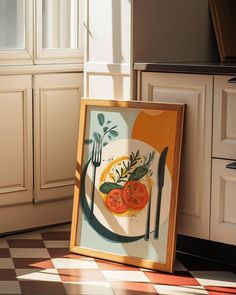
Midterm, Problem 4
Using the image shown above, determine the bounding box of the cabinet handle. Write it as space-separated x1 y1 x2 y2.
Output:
228 77 236 83
226 162 236 169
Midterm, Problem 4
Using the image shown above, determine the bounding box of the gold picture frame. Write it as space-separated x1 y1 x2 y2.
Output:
70 98 185 273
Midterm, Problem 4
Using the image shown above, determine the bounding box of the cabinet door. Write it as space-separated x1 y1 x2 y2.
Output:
213 75 236 160
211 159 236 245
0 75 33 206
34 73 83 203
0 0 33 65
34 0 83 64
141 72 213 239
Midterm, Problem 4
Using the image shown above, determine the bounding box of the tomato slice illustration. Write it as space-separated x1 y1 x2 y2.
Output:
106 189 129 213
123 181 149 209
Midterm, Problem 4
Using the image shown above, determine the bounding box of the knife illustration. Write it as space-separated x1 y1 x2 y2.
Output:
154 146 168 239
144 187 152 241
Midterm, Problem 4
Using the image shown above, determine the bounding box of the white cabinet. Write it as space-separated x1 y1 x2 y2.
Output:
211 75 236 245
141 71 236 245
211 159 236 245
0 0 83 65
213 76 236 160
141 72 213 239
0 75 33 206
34 73 82 202
0 0 83 234
0 73 82 233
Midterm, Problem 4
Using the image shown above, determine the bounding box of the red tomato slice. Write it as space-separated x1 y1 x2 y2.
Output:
106 189 129 213
123 181 148 209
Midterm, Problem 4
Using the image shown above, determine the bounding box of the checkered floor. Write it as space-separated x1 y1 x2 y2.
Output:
0 224 236 295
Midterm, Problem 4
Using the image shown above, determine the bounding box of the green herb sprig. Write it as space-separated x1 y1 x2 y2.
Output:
128 150 155 181
115 150 141 184
84 113 119 146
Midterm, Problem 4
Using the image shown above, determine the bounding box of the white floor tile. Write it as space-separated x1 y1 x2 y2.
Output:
102 270 150 282
63 281 113 295
0 258 14 269
16 268 61 282
10 248 50 258
44 240 69 248
52 258 99 269
7 233 42 239
65 282 111 287
190 271 236 287
153 285 209 295
0 281 21 294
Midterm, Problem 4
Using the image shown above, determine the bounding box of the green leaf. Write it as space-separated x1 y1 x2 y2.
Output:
103 126 109 132
110 130 118 137
99 182 123 194
97 113 105 126
108 135 112 140
84 139 93 145
128 166 148 181
107 120 111 124
103 142 108 147
93 132 102 143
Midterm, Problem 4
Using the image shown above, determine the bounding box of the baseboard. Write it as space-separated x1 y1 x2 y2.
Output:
177 234 236 266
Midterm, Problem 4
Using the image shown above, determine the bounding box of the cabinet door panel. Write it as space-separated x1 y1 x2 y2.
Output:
213 75 236 160
0 75 33 206
35 0 83 64
141 72 213 239
211 159 236 245
34 73 83 202
0 0 33 65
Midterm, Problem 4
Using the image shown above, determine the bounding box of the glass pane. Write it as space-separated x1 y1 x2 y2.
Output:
42 0 79 49
0 0 25 50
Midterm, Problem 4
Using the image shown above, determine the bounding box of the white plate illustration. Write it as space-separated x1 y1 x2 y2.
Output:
85 139 171 237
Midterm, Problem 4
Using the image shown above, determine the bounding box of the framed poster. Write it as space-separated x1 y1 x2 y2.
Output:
70 99 185 273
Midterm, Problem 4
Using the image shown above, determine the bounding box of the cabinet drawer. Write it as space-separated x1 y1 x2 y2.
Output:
213 75 236 160
211 158 236 245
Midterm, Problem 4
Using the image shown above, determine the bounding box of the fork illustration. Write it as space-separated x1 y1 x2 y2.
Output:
90 141 102 219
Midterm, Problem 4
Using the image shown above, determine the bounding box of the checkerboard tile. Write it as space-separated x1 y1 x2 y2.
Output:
0 224 235 295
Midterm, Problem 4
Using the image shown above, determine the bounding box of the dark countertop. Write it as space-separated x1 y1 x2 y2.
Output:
134 62 236 75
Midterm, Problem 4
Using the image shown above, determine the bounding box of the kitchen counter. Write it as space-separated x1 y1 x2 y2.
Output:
134 62 236 75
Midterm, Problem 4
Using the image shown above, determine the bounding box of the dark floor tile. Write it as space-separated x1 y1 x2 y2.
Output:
48 248 70 258
177 252 236 271
41 232 70 241
0 248 11 258
13 258 54 269
8 239 45 248
20 281 67 295
0 269 17 280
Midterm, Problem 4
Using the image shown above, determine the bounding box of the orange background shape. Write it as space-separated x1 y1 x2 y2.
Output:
131 110 178 177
